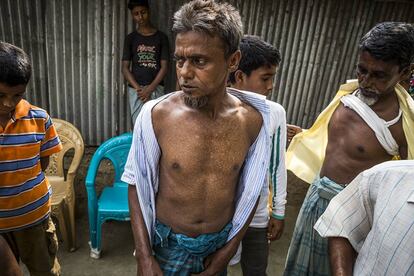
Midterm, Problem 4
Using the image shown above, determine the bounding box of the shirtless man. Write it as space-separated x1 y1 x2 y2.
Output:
123 1 272 275
284 22 414 276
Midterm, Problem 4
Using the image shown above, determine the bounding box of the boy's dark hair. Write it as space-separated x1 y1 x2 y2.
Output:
172 0 242 58
128 0 149 10
0 42 31 86
359 22 414 70
228 35 281 84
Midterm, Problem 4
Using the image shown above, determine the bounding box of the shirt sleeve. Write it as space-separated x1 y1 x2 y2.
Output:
122 34 132 61
270 108 287 220
40 116 62 157
314 172 374 252
160 32 169 61
121 111 144 185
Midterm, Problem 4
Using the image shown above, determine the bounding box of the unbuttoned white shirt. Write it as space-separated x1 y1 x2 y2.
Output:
122 88 271 245
314 160 414 276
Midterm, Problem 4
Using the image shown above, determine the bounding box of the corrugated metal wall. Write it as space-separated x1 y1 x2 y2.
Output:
1 0 413 145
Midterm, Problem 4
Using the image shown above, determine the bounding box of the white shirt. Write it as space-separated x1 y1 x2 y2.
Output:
121 88 271 245
314 160 414 276
250 100 287 227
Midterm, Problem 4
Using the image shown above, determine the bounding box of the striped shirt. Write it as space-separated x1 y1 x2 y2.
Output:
250 100 287 227
122 88 271 245
314 160 414 276
0 99 62 232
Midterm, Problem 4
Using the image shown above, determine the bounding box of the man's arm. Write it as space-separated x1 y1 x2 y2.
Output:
269 108 287 241
329 237 356 276
141 60 168 102
128 185 162 276
40 156 50 171
122 60 141 91
194 198 260 276
0 236 23 276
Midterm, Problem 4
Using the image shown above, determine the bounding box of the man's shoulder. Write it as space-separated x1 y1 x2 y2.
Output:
19 100 49 120
365 160 414 176
156 30 168 39
149 92 180 119
227 88 268 114
125 31 136 40
267 100 286 116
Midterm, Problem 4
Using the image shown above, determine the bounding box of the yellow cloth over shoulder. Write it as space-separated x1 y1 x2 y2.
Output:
286 80 414 184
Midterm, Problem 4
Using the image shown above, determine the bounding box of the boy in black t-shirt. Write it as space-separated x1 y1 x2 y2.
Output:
122 0 169 124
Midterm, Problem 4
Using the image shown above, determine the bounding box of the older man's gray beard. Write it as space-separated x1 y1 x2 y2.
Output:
355 89 379 106
183 94 208 109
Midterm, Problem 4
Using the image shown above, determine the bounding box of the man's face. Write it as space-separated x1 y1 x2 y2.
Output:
131 6 150 26
175 31 240 108
235 65 277 97
0 83 25 117
356 51 407 101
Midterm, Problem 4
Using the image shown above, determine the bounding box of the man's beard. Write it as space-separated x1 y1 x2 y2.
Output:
355 89 379 106
183 94 208 109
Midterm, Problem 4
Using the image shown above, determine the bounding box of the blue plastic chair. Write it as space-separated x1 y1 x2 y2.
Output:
85 133 132 258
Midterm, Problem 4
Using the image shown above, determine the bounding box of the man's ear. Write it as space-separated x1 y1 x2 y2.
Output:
400 63 413 81
234 70 245 84
228 50 241 72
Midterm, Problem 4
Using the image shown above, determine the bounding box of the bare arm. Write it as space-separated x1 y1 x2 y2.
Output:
194 198 260 276
147 60 168 92
128 185 162 276
40 156 50 171
0 236 23 276
122 60 141 90
141 60 168 102
329 237 356 276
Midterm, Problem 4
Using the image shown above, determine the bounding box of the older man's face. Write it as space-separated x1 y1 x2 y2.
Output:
175 31 239 108
356 51 408 103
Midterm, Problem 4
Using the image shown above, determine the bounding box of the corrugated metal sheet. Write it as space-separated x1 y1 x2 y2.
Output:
1 0 413 144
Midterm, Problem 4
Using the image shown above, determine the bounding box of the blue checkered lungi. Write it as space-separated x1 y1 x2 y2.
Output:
153 220 232 276
284 176 345 276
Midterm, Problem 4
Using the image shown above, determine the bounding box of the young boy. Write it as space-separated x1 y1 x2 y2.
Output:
0 42 62 275
122 0 169 124
229 35 287 275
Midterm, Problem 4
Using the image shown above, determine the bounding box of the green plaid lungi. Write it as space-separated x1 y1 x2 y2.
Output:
284 176 345 276
153 220 231 276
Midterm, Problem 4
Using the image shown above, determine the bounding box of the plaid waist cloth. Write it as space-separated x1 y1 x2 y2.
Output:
284 176 344 276
153 220 232 276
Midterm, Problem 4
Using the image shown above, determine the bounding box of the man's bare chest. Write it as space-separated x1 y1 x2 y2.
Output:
158 118 252 172
328 105 403 157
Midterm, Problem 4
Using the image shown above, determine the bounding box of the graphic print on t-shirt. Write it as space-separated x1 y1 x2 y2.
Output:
136 44 157 69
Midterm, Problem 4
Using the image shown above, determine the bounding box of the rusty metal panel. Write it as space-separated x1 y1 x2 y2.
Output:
1 0 413 144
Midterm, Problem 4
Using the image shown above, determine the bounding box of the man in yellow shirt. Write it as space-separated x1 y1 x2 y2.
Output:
284 22 414 276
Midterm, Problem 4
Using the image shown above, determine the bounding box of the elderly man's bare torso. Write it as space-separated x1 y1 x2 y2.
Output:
152 92 262 237
320 92 408 184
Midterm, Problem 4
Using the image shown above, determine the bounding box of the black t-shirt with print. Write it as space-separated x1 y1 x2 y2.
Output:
122 30 169 86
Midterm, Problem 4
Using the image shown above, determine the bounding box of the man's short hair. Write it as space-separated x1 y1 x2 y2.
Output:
172 0 242 58
359 22 414 70
127 0 149 10
228 35 281 84
0 42 31 86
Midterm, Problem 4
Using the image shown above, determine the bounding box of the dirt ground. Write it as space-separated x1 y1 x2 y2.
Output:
22 147 309 276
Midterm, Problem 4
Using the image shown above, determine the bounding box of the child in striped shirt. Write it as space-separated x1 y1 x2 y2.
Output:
0 42 62 276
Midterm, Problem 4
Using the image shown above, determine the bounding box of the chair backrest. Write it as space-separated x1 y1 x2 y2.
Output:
87 133 133 186
45 118 84 179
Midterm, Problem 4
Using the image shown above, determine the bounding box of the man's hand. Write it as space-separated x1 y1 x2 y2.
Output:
136 255 163 276
287 124 303 143
137 86 154 102
191 247 233 276
267 217 284 241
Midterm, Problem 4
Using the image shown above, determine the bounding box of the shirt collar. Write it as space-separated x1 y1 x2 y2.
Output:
12 99 31 120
